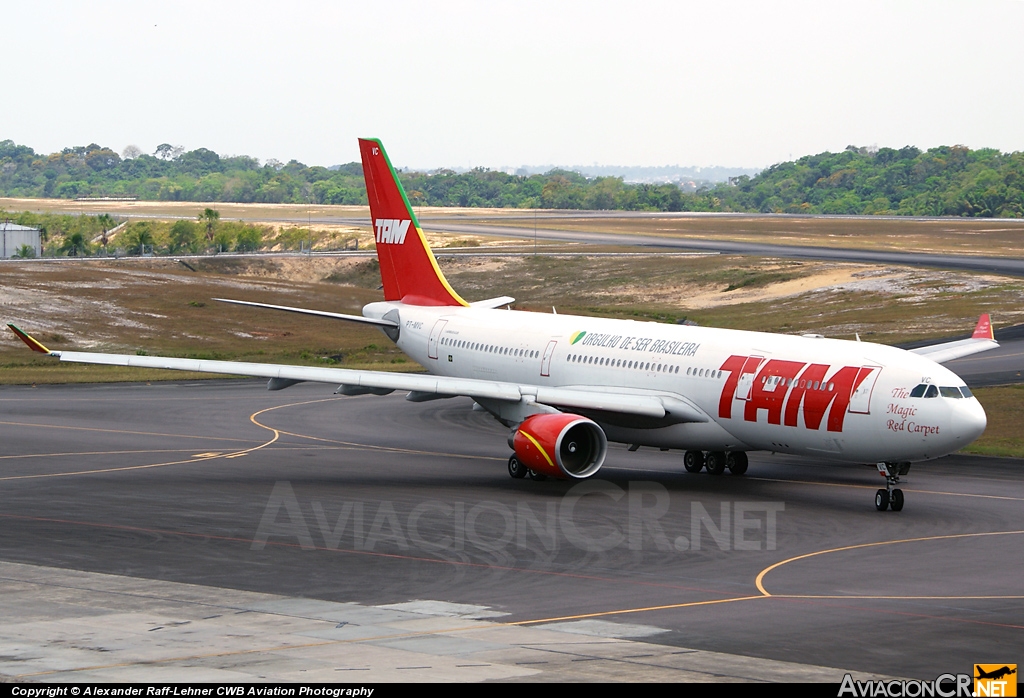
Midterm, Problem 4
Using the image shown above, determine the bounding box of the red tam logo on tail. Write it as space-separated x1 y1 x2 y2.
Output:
358 139 467 307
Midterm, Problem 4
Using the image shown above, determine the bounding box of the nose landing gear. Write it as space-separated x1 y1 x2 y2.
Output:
875 462 910 511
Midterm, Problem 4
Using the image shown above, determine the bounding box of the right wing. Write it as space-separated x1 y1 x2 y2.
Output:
910 314 999 364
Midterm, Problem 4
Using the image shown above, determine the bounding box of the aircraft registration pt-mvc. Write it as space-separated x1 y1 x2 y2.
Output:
8 139 998 511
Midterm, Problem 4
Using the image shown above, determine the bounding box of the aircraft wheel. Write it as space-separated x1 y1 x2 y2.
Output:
508 455 527 479
875 489 890 511
683 450 705 473
890 488 904 512
528 469 548 481
706 451 727 475
727 451 748 475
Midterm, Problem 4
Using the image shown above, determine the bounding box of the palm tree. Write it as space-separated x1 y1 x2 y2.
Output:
125 224 155 255
60 232 90 257
199 208 220 244
97 213 115 249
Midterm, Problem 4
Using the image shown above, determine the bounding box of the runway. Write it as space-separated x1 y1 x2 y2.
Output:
1 380 1021 681
417 221 1024 278
288 211 1024 279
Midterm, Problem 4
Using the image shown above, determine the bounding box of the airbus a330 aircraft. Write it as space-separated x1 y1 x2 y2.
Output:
8 139 999 511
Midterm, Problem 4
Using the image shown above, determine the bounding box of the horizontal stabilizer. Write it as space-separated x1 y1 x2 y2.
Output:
470 296 516 309
214 299 398 327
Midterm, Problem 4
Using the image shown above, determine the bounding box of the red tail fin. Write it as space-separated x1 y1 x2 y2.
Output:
358 139 467 307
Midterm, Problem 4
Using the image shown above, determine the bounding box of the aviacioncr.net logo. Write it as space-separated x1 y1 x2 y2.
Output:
838 673 973 697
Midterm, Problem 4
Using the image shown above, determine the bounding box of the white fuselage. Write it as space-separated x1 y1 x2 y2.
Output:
365 302 987 464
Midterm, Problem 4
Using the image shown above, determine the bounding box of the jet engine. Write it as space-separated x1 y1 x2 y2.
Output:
509 413 607 479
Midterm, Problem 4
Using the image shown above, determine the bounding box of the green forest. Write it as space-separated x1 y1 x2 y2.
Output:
1 140 1022 217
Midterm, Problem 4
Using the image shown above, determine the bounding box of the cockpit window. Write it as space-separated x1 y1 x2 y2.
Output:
960 386 974 399
939 386 962 399
924 385 939 398
910 384 928 398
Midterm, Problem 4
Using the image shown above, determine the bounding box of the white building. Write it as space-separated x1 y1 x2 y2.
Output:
0 222 42 258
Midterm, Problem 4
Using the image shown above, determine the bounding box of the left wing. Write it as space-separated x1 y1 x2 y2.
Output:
911 314 999 364
6 324 706 423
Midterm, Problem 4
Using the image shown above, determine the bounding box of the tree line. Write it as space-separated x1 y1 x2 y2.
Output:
1 207 276 257
720 145 1024 217
1 140 1021 216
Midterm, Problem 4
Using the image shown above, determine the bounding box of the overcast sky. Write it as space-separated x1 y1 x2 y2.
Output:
4 1 1023 170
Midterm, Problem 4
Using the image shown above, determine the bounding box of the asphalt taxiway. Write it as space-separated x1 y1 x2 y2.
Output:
921 324 1024 387
0 380 1021 682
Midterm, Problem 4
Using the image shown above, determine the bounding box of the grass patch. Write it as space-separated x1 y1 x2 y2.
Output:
962 385 1024 458
723 271 799 292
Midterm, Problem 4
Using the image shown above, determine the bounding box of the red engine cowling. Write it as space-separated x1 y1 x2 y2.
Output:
510 413 607 479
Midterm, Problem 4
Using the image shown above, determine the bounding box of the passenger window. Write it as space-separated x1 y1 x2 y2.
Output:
939 387 962 399
924 385 939 398
909 384 927 398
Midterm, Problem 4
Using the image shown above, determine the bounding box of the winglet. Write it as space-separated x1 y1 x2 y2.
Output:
6 323 54 354
971 313 994 340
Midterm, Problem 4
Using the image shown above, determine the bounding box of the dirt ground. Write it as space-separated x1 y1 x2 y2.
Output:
4 252 1021 353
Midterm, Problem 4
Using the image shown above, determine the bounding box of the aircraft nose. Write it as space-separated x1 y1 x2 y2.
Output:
953 397 987 445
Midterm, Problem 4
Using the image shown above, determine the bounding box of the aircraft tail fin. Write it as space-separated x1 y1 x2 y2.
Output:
358 139 467 307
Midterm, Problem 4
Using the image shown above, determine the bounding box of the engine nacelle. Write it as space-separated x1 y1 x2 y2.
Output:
510 413 607 479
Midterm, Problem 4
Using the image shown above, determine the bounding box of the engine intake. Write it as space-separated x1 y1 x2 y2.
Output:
510 413 607 479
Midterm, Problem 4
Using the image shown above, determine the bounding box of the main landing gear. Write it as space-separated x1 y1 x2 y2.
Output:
507 455 547 481
875 462 910 511
507 454 527 479
683 450 748 476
